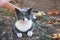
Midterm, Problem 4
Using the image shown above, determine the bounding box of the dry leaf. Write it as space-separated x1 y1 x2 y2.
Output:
51 34 60 38
48 9 59 16
34 11 45 17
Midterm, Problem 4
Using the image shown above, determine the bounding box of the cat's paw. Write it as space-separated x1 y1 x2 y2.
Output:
27 31 33 37
17 33 22 38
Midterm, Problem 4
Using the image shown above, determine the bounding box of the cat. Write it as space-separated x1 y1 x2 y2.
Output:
13 8 36 37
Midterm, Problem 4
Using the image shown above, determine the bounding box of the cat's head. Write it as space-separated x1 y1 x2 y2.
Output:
15 8 36 22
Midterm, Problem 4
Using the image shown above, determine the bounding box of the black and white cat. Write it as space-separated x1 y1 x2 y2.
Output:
13 8 36 37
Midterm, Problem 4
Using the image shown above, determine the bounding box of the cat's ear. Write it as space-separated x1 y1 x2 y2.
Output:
27 8 32 14
15 8 21 15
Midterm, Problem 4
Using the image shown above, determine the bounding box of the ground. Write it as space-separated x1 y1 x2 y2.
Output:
0 12 60 40
0 0 60 40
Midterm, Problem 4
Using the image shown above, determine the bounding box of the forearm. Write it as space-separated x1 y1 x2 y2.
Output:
3 2 18 11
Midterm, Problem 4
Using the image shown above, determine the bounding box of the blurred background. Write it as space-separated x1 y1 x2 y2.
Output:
0 0 60 40
11 0 60 12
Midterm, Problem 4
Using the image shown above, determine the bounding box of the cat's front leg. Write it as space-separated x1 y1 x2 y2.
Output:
17 33 22 38
13 26 22 38
27 23 35 37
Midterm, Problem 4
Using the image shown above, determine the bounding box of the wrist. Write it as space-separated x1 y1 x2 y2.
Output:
3 2 17 11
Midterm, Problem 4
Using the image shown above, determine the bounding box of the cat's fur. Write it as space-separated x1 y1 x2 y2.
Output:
13 8 36 37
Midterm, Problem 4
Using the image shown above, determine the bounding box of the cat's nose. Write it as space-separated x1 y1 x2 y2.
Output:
22 19 25 22
22 18 28 22
23 19 24 21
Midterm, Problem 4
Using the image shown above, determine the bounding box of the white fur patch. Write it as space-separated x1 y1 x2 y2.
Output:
27 31 33 37
17 33 22 37
15 20 32 32
33 14 36 19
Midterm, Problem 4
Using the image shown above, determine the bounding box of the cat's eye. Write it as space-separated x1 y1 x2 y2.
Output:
25 16 29 19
